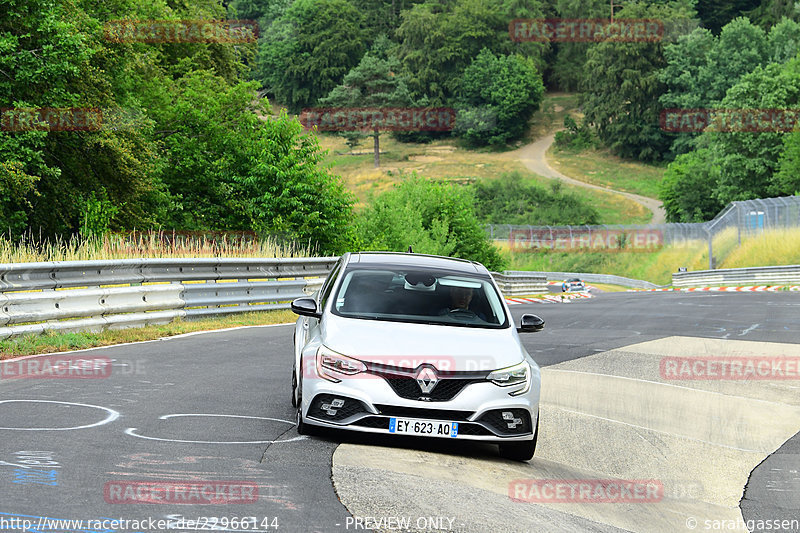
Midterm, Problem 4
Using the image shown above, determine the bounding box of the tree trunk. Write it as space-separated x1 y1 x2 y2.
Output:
373 129 380 168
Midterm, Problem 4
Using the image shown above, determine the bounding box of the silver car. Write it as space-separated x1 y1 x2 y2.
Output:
290 252 544 461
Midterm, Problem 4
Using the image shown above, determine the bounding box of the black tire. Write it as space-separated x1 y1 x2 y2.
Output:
498 412 539 461
290 365 297 408
291 331 298 408
294 363 317 436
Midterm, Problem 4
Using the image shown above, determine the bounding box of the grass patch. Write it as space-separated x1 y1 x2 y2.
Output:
501 227 800 285
586 283 630 292
317 92 648 224
0 232 308 263
319 132 650 223
0 309 295 358
547 145 666 200
721 228 800 268
525 93 581 142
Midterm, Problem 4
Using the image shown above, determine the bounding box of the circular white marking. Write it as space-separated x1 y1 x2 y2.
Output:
125 427 306 444
125 413 302 444
0 400 119 431
159 413 294 425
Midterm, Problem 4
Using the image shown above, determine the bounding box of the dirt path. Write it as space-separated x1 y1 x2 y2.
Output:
513 132 666 224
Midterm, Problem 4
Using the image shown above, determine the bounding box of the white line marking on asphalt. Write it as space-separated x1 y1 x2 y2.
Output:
124 427 306 444
740 324 760 336
159 413 295 424
0 400 119 431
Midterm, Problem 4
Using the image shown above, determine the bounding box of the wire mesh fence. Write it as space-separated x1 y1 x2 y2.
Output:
487 196 800 268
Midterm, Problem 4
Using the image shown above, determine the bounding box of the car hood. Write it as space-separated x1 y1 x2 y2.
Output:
321 315 527 372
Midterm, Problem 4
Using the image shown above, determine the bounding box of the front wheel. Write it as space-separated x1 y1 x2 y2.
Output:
294 362 315 436
498 412 538 461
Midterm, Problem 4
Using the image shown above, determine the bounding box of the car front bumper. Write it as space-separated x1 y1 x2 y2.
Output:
299 362 540 443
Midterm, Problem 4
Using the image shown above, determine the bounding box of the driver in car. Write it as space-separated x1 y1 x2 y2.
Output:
438 286 487 320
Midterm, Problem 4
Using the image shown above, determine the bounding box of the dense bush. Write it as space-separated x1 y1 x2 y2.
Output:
471 172 600 226
357 177 506 271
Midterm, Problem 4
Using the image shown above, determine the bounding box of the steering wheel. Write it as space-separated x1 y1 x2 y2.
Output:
448 308 477 319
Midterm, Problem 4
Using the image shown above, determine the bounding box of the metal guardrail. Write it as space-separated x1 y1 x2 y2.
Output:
672 265 800 287
0 258 337 340
490 272 548 296
508 271 661 290
0 258 555 340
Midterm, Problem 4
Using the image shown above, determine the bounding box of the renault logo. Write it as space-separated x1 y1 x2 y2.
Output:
416 367 439 394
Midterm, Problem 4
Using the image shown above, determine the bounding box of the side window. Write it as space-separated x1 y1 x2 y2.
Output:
318 260 342 309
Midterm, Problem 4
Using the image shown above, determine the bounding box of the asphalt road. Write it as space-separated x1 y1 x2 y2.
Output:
1 291 798 532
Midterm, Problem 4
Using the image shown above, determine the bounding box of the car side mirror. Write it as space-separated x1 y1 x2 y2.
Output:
291 297 321 318
517 314 544 333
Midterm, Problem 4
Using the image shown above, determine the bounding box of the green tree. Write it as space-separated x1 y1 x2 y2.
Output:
658 27 717 155
746 0 800 28
358 177 506 271
256 0 368 112
455 49 545 145
550 0 608 91
582 2 695 162
659 148 724 222
774 129 800 195
660 17 800 155
395 0 545 106
767 16 800 62
150 71 355 252
319 50 414 167
705 57 800 203
697 0 761 33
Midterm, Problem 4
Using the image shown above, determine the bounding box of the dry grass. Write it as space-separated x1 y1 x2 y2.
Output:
722 228 800 268
502 227 800 285
0 232 308 263
0 310 295 358
319 130 650 223
547 145 666 200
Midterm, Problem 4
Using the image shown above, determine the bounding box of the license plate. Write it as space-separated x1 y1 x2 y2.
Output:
389 417 459 438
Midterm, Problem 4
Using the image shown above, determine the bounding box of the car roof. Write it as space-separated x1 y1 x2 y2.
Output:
345 251 490 276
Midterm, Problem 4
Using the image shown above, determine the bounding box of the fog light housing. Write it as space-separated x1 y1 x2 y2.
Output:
321 398 345 416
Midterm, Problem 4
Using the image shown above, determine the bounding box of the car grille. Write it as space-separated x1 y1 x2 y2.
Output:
382 376 482 401
455 424 493 436
477 408 532 436
308 394 368 423
365 363 488 402
353 416 390 430
374 404 473 421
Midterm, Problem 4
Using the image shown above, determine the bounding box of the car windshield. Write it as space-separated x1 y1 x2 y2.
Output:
331 267 508 329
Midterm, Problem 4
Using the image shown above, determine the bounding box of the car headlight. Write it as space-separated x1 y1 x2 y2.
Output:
316 346 366 383
487 361 531 396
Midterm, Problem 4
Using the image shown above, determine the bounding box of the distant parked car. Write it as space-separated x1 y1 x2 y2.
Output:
562 278 586 292
290 251 544 461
